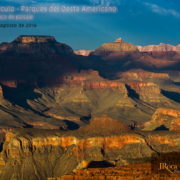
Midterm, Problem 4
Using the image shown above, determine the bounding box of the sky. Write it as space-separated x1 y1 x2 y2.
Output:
0 0 180 50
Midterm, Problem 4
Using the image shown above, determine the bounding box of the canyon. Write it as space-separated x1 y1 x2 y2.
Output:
0 35 179 180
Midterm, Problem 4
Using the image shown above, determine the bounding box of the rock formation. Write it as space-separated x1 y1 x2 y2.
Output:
0 81 17 88
79 115 129 135
74 50 93 56
14 35 56 44
92 38 138 56
63 71 127 91
170 118 180 130
0 129 179 180
137 43 180 52
144 108 180 130
117 70 170 81
3 35 74 56
0 43 9 52
127 82 166 102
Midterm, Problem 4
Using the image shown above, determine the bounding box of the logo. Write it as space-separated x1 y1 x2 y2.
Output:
151 152 180 175
159 163 178 174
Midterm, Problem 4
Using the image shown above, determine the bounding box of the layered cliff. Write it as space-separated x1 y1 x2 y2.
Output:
0 35 78 88
63 70 125 90
127 82 167 102
138 43 180 52
144 108 180 130
3 35 73 56
0 129 179 180
0 68 177 129
14 35 56 44
118 70 170 82
92 38 138 56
